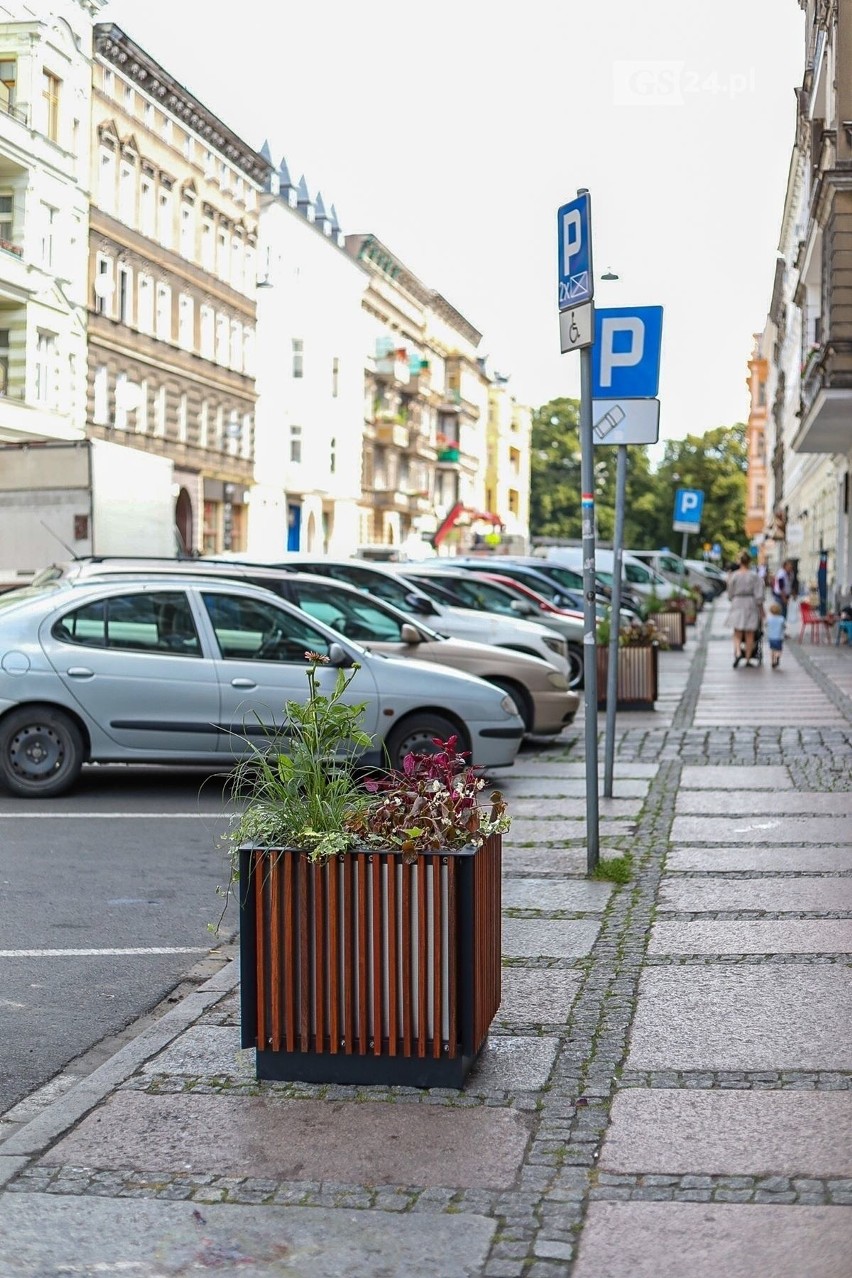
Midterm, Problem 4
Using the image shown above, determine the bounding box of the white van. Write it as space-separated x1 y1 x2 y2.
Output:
543 546 678 603
628 549 716 599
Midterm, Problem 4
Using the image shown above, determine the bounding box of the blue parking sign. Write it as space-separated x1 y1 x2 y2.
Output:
592 306 664 399
557 193 593 310
673 488 704 530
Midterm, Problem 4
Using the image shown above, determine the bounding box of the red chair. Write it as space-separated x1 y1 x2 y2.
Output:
798 600 834 643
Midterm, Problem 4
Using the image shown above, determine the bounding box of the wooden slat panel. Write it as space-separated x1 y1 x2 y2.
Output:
298 854 310 1052
328 858 340 1054
371 855 383 1056
401 862 412 1056
343 855 355 1053
254 854 267 1050
357 854 369 1055
446 858 457 1058
313 860 325 1053
417 857 428 1058
284 853 296 1053
432 856 442 1059
269 852 282 1051
387 857 399 1056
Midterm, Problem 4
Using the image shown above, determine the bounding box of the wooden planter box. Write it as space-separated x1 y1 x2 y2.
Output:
596 645 659 710
671 596 698 625
654 609 686 650
239 834 502 1088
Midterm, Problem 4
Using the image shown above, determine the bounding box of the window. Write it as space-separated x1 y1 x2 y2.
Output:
201 218 214 270
241 413 252 459
243 243 255 292
293 582 405 642
154 385 166 436
332 356 339 398
215 313 228 365
201 591 332 662
289 424 302 464
508 489 519 515
102 68 113 96
217 227 228 279
117 263 131 324
329 436 336 474
0 328 9 395
118 163 134 222
177 392 188 442
292 338 303 379
155 283 171 340
137 273 153 333
200 305 214 359
40 204 56 268
55 592 200 656
158 189 173 248
215 404 224 450
135 380 148 434
758 381 767 407
0 192 13 241
143 101 153 128
199 400 209 448
140 176 155 238
242 326 255 375
42 70 60 142
229 319 242 369
178 293 194 350
98 144 116 211
180 202 194 258
93 254 113 315
756 483 765 507
0 60 18 114
34 331 55 404
93 365 108 423
114 372 128 430
230 234 242 289
225 408 240 453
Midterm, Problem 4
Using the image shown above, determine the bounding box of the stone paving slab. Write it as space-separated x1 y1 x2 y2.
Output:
41 1092 530 1189
658 877 852 913
649 919 852 954
671 815 851 845
466 1035 559 1093
502 876 613 912
676 791 852 816
503 846 623 874
508 818 634 844
495 968 582 1027
667 846 852 873
141 1026 250 1079
0 1194 497 1277
502 917 600 958
510 797 643 818
627 966 852 1070
680 766 792 789
508 761 660 779
599 1088 852 1176
572 1202 852 1278
503 778 650 798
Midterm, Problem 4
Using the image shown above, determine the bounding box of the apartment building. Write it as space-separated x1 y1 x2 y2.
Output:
248 157 367 557
87 23 271 553
763 0 852 602
745 333 771 548
485 375 532 554
0 0 101 443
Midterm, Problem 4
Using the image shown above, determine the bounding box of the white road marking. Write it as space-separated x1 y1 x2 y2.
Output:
0 947 210 958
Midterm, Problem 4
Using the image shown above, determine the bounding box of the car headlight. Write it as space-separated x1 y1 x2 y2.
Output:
543 635 568 658
500 693 520 717
547 672 570 690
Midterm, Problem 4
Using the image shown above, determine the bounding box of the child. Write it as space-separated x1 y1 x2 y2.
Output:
765 602 786 668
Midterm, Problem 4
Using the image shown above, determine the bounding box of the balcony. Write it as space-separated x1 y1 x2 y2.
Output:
374 419 409 448
374 354 411 386
794 341 852 453
407 431 437 460
0 241 41 301
370 483 411 512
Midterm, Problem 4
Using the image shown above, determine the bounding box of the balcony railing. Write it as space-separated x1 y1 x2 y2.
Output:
0 238 24 258
0 97 28 126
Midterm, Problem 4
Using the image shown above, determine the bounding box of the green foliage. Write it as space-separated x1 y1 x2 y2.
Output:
529 400 748 561
592 853 633 884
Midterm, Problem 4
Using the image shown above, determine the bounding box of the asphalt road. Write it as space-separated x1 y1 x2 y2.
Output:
0 764 237 1117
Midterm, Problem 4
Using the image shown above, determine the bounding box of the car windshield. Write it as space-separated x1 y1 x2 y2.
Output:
289 581 443 644
412 574 521 616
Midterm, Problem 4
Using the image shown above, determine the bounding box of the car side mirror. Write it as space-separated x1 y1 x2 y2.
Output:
510 600 535 616
400 622 422 644
404 591 437 616
328 641 352 667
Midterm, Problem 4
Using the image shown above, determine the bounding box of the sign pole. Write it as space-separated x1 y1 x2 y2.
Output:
603 443 627 798
680 529 689 589
579 339 600 874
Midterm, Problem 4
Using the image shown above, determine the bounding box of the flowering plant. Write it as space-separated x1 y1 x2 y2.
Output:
226 656 509 868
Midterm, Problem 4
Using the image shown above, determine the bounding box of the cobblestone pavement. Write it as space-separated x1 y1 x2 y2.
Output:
0 600 850 1276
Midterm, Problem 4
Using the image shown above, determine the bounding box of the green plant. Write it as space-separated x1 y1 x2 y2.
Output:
592 852 633 883
227 653 374 863
643 591 667 616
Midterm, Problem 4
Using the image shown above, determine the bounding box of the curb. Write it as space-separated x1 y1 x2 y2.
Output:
0 953 239 1185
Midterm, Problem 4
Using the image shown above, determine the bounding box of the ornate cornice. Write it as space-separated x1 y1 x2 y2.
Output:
93 24 272 187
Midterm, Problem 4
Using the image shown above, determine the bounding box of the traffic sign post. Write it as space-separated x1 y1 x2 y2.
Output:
592 307 664 399
672 487 704 576
557 189 599 875
592 398 660 446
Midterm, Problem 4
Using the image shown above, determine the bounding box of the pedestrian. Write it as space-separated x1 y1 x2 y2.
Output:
772 559 794 618
765 602 786 669
728 551 764 667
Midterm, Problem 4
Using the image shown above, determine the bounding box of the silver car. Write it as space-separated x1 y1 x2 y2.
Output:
0 577 525 798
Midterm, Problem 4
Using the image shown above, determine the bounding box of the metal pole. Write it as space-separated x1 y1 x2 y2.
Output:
681 529 689 589
579 342 600 873
603 443 627 798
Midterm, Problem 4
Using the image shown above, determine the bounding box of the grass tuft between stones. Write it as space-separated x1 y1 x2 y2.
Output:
591 854 633 884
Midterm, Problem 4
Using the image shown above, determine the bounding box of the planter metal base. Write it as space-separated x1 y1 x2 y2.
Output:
255 1045 484 1088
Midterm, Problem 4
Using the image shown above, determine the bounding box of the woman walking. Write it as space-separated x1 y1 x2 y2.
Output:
727 551 764 667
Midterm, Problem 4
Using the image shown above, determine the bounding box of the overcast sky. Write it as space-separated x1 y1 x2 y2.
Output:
101 0 804 443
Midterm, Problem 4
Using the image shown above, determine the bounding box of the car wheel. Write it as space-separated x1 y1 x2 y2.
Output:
384 713 467 770
566 644 584 690
487 679 533 733
0 706 85 798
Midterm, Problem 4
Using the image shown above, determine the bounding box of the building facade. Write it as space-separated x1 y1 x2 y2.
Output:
745 333 771 548
87 23 271 553
247 158 367 557
0 0 101 443
485 375 532 554
763 0 852 604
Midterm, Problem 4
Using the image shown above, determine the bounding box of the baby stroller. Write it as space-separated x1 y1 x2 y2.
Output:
739 622 764 667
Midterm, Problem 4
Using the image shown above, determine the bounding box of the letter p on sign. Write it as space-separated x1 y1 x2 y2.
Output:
592 306 663 399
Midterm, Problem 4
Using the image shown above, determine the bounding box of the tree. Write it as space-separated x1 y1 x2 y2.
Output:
651 425 747 563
